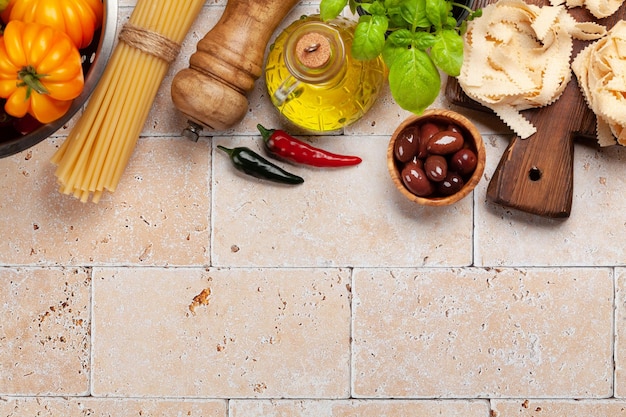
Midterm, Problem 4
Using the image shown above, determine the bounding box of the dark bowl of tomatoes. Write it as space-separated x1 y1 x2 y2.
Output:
0 0 118 158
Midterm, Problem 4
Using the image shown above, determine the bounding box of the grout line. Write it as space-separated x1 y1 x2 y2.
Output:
613 267 619 398
209 136 215 268
1 264 623 270
472 188 477 267
349 267 355 399
89 266 96 397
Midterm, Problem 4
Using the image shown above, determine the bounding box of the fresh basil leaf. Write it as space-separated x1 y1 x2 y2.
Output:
401 0 430 28
384 0 402 8
352 15 388 60
459 20 468 34
349 0 359 14
388 48 440 114
359 3 372 13
369 0 387 15
430 29 464 76
387 29 413 46
445 16 457 28
382 41 406 67
425 0 449 28
388 10 408 30
469 8 483 20
383 29 411 66
320 0 348 21
411 31 437 51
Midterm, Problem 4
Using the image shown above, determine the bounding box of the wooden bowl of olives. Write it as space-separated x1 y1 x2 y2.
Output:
387 109 485 206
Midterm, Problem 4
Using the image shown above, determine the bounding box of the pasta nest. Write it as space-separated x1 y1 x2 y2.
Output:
457 0 606 139
551 0 624 19
573 20 626 146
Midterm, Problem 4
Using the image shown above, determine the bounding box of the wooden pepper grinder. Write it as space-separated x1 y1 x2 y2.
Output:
171 0 300 138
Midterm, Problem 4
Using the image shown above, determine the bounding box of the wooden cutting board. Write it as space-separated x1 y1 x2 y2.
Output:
445 0 626 218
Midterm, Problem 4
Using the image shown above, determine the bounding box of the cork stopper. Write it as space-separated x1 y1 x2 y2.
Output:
295 32 331 68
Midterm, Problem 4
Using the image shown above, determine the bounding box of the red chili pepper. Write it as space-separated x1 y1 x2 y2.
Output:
257 124 362 168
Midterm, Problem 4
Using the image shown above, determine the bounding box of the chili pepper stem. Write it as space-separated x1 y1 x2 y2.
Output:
256 124 274 142
217 145 232 154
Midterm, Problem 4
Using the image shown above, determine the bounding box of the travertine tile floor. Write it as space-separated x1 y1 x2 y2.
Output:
1 1 626 416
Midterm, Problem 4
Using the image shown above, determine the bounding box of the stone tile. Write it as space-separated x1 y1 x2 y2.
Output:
343 84 414 137
212 136 475 268
617 268 626 398
230 399 490 416
352 267 613 398
0 138 210 266
0 397 227 416
491 399 626 416
0 268 91 395
476 136 626 266
91 267 351 397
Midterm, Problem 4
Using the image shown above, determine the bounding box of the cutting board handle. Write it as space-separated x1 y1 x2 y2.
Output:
486 131 574 218
486 81 582 218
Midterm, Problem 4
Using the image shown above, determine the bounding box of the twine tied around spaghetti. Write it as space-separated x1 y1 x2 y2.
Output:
119 23 181 63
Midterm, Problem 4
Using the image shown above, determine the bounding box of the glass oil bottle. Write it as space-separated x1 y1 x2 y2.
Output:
264 15 386 133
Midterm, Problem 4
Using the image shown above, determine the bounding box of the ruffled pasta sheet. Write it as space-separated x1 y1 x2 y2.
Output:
550 0 624 19
573 20 626 146
457 0 606 139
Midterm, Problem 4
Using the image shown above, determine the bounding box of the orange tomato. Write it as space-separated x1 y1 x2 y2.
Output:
0 20 84 123
2 0 103 49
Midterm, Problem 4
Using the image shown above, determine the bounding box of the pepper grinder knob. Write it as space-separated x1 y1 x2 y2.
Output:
171 0 300 134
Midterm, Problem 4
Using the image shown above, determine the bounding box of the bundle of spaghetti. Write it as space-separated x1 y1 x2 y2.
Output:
51 0 205 203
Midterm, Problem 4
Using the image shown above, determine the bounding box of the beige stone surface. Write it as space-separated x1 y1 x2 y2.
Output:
212 136 474 268
230 399 490 416
1 0 624 413
0 268 91 395
91 267 351 397
475 137 626 266
491 399 626 416
352 267 614 398
0 397 227 416
0 138 210 266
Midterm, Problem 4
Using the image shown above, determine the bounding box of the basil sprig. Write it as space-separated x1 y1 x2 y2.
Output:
320 0 481 114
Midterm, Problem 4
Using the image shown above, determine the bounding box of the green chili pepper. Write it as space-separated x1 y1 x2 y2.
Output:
217 145 304 185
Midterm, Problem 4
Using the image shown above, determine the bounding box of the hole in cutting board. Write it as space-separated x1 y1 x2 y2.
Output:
528 166 542 181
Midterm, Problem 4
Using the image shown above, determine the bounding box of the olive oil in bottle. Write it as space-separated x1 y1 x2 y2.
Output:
265 15 386 133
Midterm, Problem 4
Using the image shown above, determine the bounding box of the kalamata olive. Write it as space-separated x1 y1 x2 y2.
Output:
450 148 478 175
447 123 462 134
394 126 420 163
420 122 441 141
424 155 447 182
437 172 464 196
419 122 440 158
401 164 434 197
427 130 464 155
404 155 424 171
